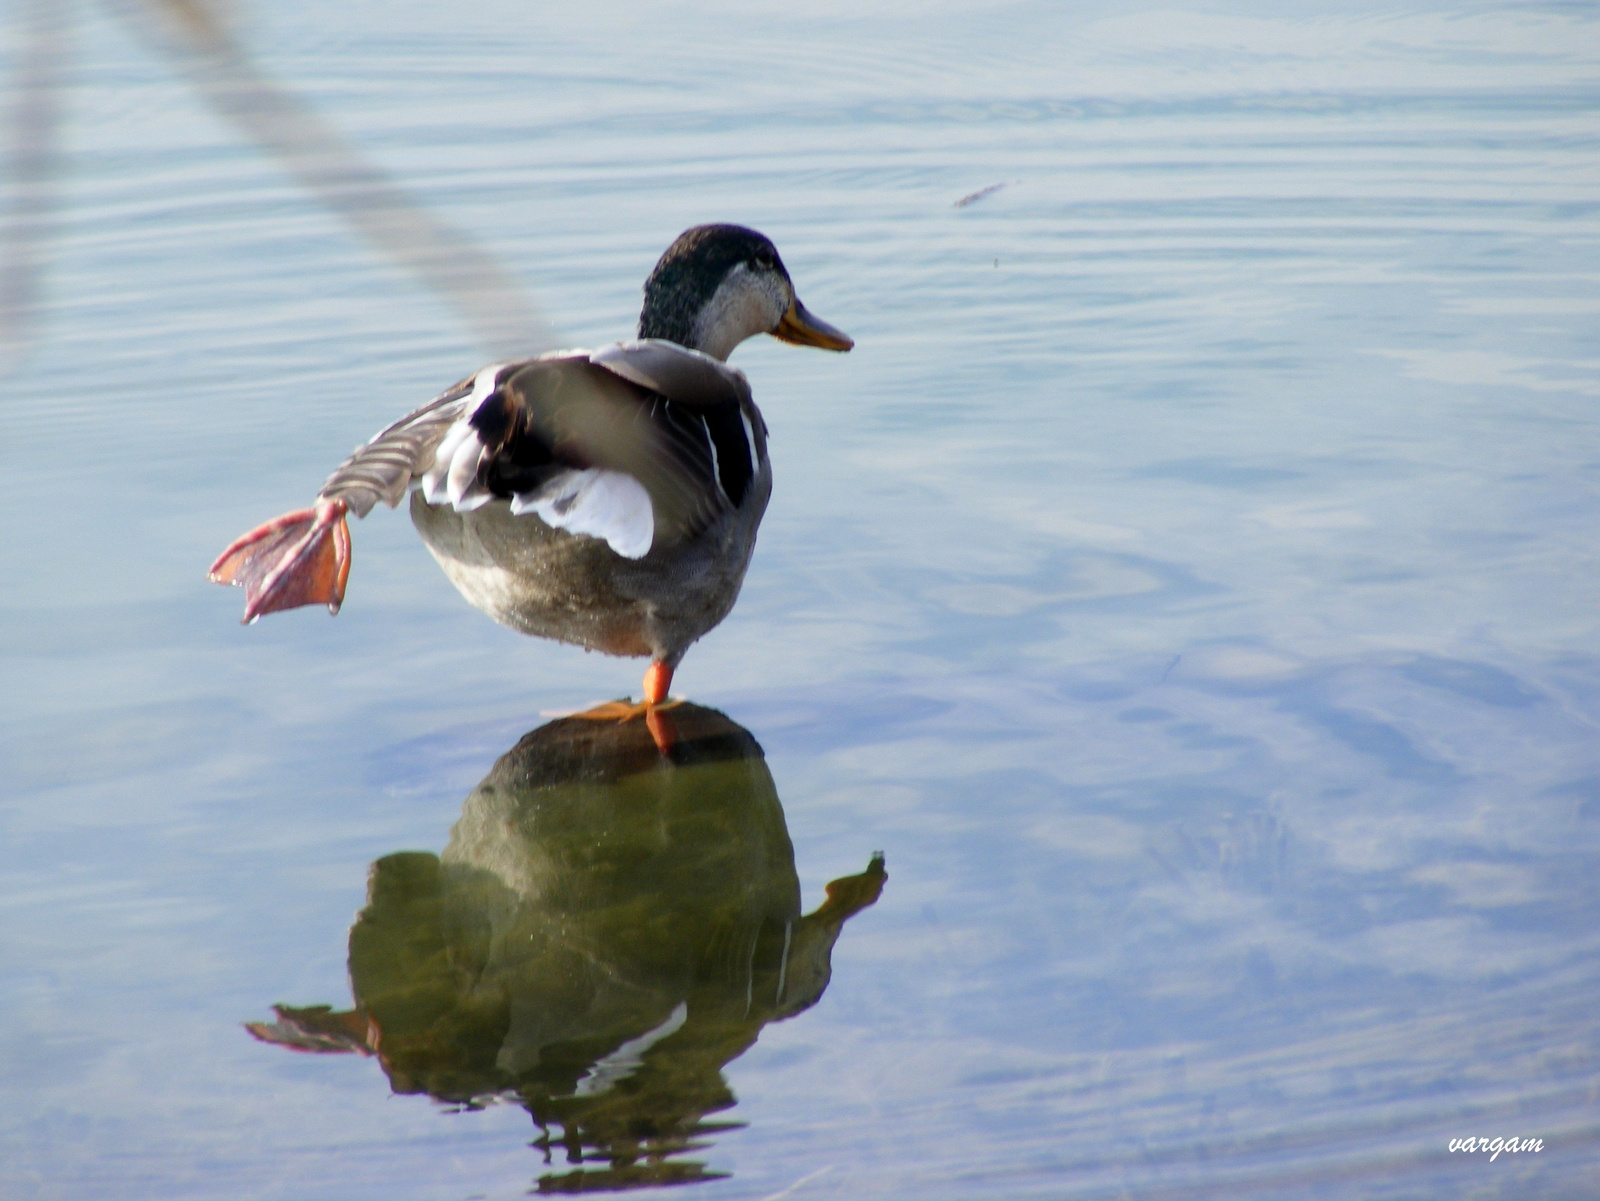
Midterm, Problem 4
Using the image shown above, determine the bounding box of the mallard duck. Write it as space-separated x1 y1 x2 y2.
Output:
210 224 851 715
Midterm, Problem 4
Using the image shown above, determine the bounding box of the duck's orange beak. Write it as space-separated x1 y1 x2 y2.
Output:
773 297 853 351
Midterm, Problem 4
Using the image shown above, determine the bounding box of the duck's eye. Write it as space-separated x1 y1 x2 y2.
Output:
751 253 775 272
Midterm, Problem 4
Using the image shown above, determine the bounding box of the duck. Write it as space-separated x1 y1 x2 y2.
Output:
210 224 852 722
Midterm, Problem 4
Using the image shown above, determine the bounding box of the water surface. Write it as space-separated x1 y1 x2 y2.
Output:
3 1 1598 1197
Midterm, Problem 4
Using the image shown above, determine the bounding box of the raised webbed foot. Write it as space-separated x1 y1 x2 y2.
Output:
210 498 351 622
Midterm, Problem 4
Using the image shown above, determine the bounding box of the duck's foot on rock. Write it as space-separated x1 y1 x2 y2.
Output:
209 498 351 622
571 696 684 753
571 698 682 721
571 664 683 752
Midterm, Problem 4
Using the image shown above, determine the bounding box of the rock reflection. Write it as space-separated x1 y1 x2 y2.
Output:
248 704 885 1192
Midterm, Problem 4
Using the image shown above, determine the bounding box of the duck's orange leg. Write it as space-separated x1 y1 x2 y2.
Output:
642 661 679 752
209 497 351 623
643 660 673 706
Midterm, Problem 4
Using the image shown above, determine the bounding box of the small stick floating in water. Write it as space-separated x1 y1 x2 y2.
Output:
954 182 1009 208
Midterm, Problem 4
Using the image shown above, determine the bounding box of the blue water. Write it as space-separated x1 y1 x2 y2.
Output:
3 1 1599 1196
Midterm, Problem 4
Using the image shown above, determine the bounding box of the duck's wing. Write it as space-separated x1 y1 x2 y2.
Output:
423 342 767 559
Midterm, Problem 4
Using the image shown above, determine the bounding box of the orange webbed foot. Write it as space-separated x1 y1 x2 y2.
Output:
569 661 682 752
210 498 351 623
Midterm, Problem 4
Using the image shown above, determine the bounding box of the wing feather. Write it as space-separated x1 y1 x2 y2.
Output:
589 339 751 408
316 377 478 517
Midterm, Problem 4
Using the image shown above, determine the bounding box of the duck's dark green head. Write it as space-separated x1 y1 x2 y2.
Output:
639 224 853 361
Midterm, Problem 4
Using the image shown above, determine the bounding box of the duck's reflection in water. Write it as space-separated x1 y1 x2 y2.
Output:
249 704 885 1193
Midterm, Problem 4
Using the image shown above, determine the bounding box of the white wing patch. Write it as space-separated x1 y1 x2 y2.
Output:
419 364 508 512
510 468 655 559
